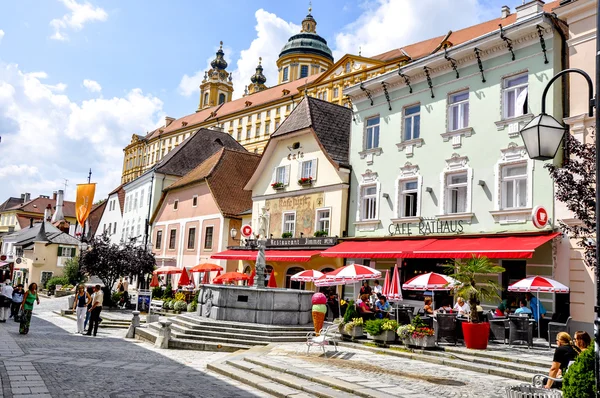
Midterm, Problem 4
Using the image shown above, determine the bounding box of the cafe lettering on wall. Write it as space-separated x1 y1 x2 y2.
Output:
388 219 464 236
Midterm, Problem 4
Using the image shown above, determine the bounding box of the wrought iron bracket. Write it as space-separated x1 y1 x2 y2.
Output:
360 82 374 106
474 48 486 83
398 67 413 93
423 66 434 98
381 82 392 111
345 95 356 122
536 25 549 64
499 24 515 61
444 45 459 79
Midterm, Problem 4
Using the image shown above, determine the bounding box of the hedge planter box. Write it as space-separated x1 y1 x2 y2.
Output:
340 325 365 341
368 330 396 343
403 335 436 349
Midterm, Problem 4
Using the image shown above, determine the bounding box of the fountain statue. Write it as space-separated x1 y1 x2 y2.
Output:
253 240 266 288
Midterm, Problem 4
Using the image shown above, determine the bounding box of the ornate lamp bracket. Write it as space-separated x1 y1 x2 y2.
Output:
360 82 374 106
423 66 434 98
381 82 392 111
499 24 515 61
444 45 459 79
536 25 549 64
474 48 486 83
345 95 356 122
398 67 413 93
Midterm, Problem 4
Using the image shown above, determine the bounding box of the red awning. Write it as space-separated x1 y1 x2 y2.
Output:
320 233 560 259
320 239 437 258
211 250 321 262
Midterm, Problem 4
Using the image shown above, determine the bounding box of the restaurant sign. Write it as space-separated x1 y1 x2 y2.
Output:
388 219 464 236
266 237 338 247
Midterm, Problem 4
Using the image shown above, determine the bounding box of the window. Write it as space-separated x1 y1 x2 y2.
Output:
275 121 280 129
333 87 339 98
316 209 330 234
300 160 313 179
204 92 209 106
134 193 138 209
218 93 226 105
448 91 469 131
283 212 296 236
265 122 270 134
274 165 289 185
255 127 260 137
365 116 380 150
503 74 528 119
446 173 468 214
501 164 527 209
192 195 198 207
237 129 242 141
187 227 196 250
173 199 178 211
286 104 291 112
361 185 378 220
300 65 309 78
140 189 144 208
282 67 289 81
400 180 419 217
113 222 117 234
169 229 176 250
137 224 141 237
58 247 76 257
204 226 214 250
403 105 421 141
155 230 162 250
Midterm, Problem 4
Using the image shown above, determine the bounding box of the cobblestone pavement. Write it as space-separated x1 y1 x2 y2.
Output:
264 343 524 398
0 296 270 398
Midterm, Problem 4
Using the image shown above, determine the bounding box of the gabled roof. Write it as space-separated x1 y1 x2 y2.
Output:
88 201 107 237
108 185 126 215
154 128 245 177
6 221 80 247
271 96 352 167
308 54 386 86
156 148 260 220
0 197 23 212
13 196 76 218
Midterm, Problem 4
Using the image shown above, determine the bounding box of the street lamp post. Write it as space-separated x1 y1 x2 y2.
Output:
519 48 599 397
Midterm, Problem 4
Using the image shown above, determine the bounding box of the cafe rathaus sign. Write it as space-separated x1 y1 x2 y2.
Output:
388 218 464 236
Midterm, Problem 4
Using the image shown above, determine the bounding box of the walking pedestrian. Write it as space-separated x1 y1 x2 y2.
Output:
19 283 40 334
86 285 103 337
72 284 91 334
0 280 14 323
10 284 24 321
83 286 94 332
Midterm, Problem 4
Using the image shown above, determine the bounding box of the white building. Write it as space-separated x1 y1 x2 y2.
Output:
94 185 125 244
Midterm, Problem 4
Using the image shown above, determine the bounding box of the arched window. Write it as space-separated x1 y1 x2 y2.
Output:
218 93 226 104
203 92 209 106
286 267 305 290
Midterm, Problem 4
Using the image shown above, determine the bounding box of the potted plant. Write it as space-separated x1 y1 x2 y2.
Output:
314 230 328 237
397 315 435 348
281 232 293 238
271 182 285 190
444 255 505 350
365 319 398 343
298 176 313 186
343 317 364 339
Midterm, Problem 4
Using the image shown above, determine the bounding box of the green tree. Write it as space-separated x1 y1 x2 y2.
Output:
563 347 595 397
63 257 85 285
444 255 505 323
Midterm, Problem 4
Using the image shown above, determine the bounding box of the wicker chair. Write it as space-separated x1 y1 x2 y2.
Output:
396 308 413 325
548 316 572 348
435 313 457 345
487 312 509 344
509 314 533 348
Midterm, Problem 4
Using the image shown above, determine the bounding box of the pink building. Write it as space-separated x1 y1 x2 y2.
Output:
151 148 260 284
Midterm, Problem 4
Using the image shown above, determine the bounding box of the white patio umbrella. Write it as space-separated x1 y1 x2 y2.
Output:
507 276 569 338
402 272 458 310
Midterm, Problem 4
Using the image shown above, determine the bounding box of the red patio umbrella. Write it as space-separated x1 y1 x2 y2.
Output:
190 263 223 273
213 271 250 284
315 264 381 286
248 268 255 286
402 272 458 309
387 264 403 302
382 270 390 296
178 268 191 287
267 272 277 288
153 266 181 275
212 270 222 284
202 271 210 284
149 273 159 288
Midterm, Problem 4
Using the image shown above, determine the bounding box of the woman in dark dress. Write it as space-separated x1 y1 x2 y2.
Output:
544 332 580 389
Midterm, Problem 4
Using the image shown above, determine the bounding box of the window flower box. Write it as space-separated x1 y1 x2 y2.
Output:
271 182 285 190
281 232 293 238
298 177 313 186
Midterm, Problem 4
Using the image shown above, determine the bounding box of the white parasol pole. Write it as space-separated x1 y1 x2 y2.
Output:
537 291 541 339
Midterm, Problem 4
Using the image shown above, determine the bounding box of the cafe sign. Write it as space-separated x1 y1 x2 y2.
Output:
388 219 464 236
266 237 338 247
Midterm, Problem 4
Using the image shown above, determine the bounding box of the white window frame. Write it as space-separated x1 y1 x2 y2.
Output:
360 184 379 221
187 227 196 250
403 104 421 141
168 229 177 250
300 65 309 78
204 226 214 250
448 91 469 131
315 208 331 235
445 172 469 214
273 165 290 185
501 163 528 210
333 87 339 98
502 73 528 119
282 211 296 237
364 116 380 150
282 67 289 82
397 178 421 218
140 190 144 208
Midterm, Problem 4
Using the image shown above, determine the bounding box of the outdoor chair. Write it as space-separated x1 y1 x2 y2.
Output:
421 315 434 329
396 308 413 325
487 312 508 344
306 323 338 355
356 304 376 321
509 315 533 348
548 316 572 348
434 313 457 345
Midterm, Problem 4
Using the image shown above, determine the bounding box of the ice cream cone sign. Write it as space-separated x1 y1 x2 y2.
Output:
311 292 327 335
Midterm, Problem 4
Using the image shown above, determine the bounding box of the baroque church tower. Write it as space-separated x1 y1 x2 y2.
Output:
246 57 268 95
197 41 234 111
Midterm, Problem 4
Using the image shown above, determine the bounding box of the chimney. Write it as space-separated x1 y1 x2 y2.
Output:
165 116 175 127
51 190 65 223
501 5 511 18
209 125 224 133
35 220 50 243
53 191 57 201
25 193 31 202
44 204 52 222
516 0 544 21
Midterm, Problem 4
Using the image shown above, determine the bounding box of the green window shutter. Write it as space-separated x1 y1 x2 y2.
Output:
58 246 62 256
71 248 76 257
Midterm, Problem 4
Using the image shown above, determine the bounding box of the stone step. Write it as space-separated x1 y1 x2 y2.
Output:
148 323 268 346
135 325 252 352
171 317 313 337
169 322 308 342
440 345 552 368
207 361 313 398
178 314 314 332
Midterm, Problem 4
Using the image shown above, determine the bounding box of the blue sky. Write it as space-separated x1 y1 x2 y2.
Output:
0 0 529 202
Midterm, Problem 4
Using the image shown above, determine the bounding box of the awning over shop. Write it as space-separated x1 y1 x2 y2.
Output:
321 233 560 259
211 249 321 262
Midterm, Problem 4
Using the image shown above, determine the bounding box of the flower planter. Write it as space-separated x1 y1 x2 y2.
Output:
369 330 396 343
462 321 490 350
340 324 365 340
298 182 313 187
402 335 436 348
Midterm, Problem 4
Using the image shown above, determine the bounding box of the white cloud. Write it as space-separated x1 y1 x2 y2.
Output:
0 62 164 201
50 0 108 41
0 30 4 44
83 79 101 93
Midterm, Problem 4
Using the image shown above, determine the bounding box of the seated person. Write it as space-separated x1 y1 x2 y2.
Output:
453 297 470 316
545 332 580 389
327 291 340 319
514 299 533 316
574 330 591 351
423 297 434 315
437 299 453 314
494 299 509 317
357 294 375 320
375 296 392 319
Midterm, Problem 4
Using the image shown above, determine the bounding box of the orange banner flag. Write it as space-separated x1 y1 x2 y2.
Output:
75 183 96 227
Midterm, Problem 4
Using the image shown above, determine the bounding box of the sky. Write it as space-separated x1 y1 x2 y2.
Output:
0 0 529 203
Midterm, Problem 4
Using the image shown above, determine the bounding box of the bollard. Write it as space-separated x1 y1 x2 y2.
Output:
154 320 172 349
125 311 140 339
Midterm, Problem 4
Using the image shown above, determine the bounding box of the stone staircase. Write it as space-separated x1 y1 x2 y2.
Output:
55 310 142 329
135 314 315 352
